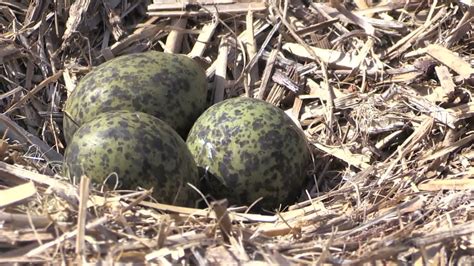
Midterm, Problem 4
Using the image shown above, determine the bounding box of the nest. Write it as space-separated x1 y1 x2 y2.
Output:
0 0 473 264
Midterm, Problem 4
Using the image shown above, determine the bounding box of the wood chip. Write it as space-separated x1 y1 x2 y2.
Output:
283 43 374 70
426 44 474 79
213 37 230 103
418 178 474 191
0 181 36 208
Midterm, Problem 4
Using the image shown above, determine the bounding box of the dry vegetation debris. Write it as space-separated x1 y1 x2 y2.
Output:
0 0 473 264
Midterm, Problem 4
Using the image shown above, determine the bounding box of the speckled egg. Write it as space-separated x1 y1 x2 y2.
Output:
63 51 208 144
63 111 199 207
186 97 312 210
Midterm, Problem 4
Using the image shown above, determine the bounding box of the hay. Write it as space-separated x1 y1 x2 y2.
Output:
0 0 473 264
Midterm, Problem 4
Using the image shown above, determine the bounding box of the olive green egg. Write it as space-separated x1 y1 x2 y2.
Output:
63 111 199 207
63 51 208 144
186 97 312 211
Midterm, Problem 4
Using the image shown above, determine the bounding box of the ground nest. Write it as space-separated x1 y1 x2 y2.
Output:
0 0 473 265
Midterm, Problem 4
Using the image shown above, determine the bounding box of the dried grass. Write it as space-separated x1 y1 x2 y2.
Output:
0 0 473 264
